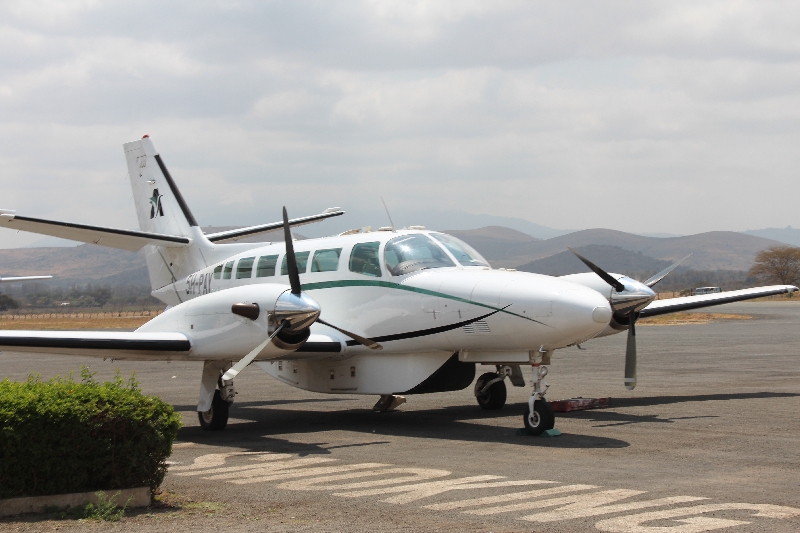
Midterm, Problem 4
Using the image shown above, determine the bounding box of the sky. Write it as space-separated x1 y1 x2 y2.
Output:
1 0 799 247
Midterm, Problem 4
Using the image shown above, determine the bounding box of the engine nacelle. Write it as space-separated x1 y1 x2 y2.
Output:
138 284 302 359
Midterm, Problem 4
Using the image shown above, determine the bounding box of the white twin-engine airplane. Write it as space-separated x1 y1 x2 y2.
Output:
0 136 796 435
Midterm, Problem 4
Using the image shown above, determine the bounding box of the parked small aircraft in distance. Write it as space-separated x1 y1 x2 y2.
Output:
0 136 795 434
0 275 52 284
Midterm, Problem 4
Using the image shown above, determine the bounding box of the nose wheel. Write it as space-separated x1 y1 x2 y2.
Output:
522 359 555 435
474 372 507 410
523 399 555 435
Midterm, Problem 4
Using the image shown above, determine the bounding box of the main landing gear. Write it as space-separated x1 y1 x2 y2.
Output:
474 365 526 410
198 361 236 431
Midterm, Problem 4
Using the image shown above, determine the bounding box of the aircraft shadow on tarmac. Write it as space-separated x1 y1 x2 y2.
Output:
173 401 631 451
560 391 800 427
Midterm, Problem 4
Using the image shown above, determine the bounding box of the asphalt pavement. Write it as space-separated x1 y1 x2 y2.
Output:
2 301 799 532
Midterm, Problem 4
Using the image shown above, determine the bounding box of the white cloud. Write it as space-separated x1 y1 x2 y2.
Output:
1 0 800 249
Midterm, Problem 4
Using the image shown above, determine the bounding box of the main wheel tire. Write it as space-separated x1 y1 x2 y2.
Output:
523 399 555 436
474 372 507 410
198 390 231 431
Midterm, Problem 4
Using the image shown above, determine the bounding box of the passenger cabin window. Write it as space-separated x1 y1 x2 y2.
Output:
236 257 255 279
213 265 223 279
349 242 382 277
222 261 234 280
280 251 310 275
311 248 342 272
430 233 489 267
256 255 278 277
384 234 455 276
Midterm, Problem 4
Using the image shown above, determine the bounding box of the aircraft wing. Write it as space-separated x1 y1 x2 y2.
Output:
205 208 345 243
0 211 190 251
0 330 191 359
639 285 798 318
0 331 343 361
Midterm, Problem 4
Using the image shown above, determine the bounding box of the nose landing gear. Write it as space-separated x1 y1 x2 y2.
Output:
522 355 555 435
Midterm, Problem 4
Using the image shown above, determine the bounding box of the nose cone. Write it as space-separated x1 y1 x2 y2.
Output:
549 286 612 346
497 274 612 349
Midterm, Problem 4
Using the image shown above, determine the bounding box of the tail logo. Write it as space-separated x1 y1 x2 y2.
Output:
149 189 164 219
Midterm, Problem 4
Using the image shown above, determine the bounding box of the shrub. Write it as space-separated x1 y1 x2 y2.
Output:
0 368 181 499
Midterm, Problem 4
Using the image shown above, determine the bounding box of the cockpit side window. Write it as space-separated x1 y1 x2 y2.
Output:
384 234 455 276
223 261 234 280
236 257 255 279
430 233 490 267
280 251 310 275
349 242 382 277
312 248 342 272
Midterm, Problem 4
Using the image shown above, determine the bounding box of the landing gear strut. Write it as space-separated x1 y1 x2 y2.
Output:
523 353 555 435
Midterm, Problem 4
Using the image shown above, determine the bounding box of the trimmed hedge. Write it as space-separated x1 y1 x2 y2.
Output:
0 368 181 499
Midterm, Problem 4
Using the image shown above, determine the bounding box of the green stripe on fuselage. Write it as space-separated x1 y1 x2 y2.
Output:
301 279 544 325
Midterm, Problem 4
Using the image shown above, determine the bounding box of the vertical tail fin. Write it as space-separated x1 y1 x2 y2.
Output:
124 136 198 236
124 136 208 292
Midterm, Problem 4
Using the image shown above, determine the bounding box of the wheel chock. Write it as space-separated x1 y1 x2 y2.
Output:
373 394 406 412
515 428 561 437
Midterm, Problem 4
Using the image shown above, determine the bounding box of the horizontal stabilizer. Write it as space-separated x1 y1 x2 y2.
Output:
0 330 191 359
205 208 345 243
0 213 190 251
640 285 798 318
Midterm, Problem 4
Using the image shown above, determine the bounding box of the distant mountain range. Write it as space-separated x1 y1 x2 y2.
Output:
742 227 800 247
447 227 785 270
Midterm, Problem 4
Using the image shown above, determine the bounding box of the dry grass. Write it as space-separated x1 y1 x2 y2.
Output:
0 315 152 330
638 312 752 326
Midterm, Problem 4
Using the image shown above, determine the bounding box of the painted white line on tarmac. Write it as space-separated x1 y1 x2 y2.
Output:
229 463 390 484
425 483 590 511
520 494 706 522
201 457 337 480
595 503 800 532
171 453 800 531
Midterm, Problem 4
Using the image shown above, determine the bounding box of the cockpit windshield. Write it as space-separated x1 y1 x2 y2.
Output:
384 234 455 276
430 233 490 267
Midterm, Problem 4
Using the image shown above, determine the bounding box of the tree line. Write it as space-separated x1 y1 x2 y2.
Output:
0 284 161 311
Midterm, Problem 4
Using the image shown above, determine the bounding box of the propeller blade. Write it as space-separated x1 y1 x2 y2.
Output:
568 247 625 292
642 254 692 288
221 322 286 381
282 206 302 296
317 317 383 350
624 316 637 390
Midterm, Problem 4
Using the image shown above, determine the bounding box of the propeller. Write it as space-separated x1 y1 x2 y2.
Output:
569 249 689 390
222 207 383 381
642 254 691 288
222 322 286 381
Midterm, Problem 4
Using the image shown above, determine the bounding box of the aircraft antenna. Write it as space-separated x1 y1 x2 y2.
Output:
381 196 396 231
